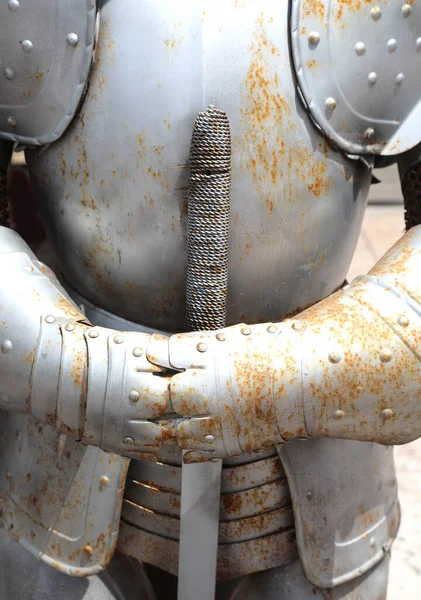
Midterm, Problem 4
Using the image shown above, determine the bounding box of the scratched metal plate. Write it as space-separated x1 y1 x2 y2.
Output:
0 412 129 576
278 438 400 588
0 0 96 146
291 0 421 155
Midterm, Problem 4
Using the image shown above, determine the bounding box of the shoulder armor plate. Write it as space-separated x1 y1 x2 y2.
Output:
0 0 96 147
291 0 421 155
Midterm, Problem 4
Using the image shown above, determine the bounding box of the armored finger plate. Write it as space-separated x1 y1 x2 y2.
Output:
291 0 421 155
0 0 96 147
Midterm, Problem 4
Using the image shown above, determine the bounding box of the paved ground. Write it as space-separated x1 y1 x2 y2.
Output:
349 166 421 599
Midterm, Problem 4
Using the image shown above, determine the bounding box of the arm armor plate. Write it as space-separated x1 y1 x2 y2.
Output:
0 226 170 458
166 225 421 460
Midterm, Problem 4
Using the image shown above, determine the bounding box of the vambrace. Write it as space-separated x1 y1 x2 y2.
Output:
0 227 170 458
168 225 421 461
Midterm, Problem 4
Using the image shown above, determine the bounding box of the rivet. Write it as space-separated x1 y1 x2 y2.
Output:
306 491 313 500
113 335 124 344
370 6 381 20
334 410 345 420
83 545 93 556
123 436 135 445
328 352 341 364
197 342 208 353
210 457 220 463
216 333 226 341
325 97 336 110
387 39 398 53
416 37 421 52
395 73 405 85
65 323 75 332
355 42 366 56
368 72 378 85
8 0 19 12
1 340 13 354
23 265 33 272
88 329 99 338
132 347 143 357
308 31 320 46
397 314 409 327
241 326 251 336
364 127 375 141
100 476 109 488
129 390 140 403
267 325 277 334
204 434 215 444
380 349 393 363
67 33 79 47
370 537 376 548
7 117 16 128
22 40 33 53
402 3 412 17
69 309 79 317
382 408 394 419
4 68 14 80
45 315 55 324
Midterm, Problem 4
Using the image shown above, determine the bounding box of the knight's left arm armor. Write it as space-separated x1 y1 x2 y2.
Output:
163 224 421 460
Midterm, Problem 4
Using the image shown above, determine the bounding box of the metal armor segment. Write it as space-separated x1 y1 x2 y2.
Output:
167 226 421 460
291 0 421 156
278 439 399 588
0 412 129 576
26 0 371 331
0 0 96 147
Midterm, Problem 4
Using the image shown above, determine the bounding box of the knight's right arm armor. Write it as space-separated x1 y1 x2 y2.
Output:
0 226 170 457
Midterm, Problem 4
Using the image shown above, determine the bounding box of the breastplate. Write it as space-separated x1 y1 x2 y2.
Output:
25 0 371 333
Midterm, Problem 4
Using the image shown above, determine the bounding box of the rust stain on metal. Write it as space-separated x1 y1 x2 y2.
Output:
164 22 185 51
334 0 374 22
239 14 331 213
302 0 325 21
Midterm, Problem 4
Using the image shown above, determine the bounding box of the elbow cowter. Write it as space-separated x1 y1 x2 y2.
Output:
171 224 421 460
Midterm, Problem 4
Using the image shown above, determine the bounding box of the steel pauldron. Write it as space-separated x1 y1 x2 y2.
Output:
2 225 421 460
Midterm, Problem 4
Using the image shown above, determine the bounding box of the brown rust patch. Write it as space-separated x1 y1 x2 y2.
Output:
71 349 85 387
302 0 325 21
334 0 374 22
239 14 331 214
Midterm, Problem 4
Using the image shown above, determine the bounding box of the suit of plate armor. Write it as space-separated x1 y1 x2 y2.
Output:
1 1 421 599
